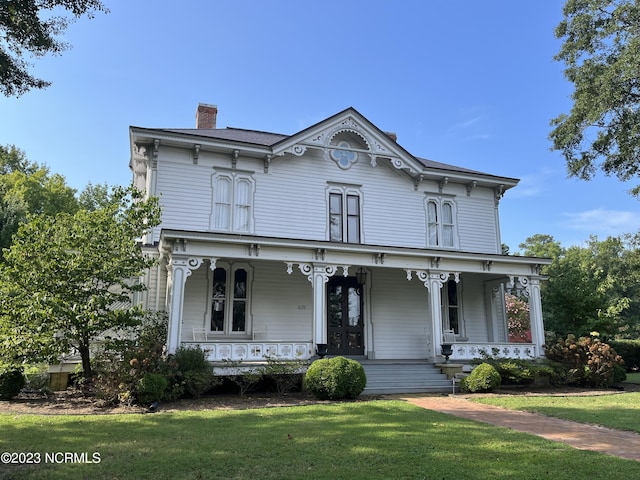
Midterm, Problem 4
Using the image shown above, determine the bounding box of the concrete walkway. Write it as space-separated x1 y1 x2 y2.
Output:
402 395 640 462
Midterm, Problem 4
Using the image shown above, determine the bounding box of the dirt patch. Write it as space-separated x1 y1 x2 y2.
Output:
0 388 330 415
1 383 638 415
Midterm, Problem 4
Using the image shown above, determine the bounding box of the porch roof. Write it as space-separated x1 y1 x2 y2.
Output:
159 229 550 278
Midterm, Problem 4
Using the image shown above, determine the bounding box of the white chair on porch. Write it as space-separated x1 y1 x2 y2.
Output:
442 329 456 344
192 327 209 342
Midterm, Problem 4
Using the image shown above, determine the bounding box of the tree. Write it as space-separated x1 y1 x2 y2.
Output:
0 185 161 379
0 145 78 253
1 0 108 97
518 234 565 260
550 0 640 195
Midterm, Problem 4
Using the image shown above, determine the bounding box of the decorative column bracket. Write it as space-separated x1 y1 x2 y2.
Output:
405 270 460 289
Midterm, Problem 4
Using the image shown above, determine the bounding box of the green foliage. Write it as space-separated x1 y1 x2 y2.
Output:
304 356 366 400
137 373 168 406
0 184 161 378
544 333 625 387
460 363 501 393
175 346 220 399
0 145 78 255
0 363 25 399
608 339 640 371
550 0 640 196
263 356 306 394
23 363 50 393
475 358 558 387
531 234 640 338
0 1 109 96
94 311 184 405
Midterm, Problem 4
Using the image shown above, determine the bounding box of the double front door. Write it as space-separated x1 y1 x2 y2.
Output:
327 277 364 356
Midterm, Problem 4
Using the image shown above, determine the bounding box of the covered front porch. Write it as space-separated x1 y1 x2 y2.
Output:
155 230 548 364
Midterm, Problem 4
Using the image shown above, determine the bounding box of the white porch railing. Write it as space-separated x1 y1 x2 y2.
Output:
449 343 537 360
181 341 314 362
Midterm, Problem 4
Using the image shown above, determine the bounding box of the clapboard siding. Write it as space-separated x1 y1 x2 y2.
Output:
251 261 313 341
460 275 489 341
181 264 210 340
370 270 430 359
153 144 501 253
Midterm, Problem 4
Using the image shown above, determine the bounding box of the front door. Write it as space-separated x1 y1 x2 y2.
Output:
327 277 364 356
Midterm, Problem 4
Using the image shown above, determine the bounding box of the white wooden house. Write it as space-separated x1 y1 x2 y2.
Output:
129 105 549 372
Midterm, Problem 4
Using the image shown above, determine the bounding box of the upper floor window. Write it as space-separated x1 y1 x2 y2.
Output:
425 197 458 248
211 172 254 233
328 186 362 243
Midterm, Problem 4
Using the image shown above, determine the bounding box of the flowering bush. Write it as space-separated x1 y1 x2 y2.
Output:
506 293 531 343
544 333 624 387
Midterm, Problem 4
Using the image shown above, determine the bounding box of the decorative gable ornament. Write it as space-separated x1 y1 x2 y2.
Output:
280 113 418 175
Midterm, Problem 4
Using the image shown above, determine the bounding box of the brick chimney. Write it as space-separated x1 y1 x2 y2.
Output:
196 103 217 129
384 131 398 142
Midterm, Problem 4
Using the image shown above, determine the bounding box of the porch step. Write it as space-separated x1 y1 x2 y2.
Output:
360 362 452 395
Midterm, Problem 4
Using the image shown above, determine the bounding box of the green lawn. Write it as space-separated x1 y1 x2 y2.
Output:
626 372 640 384
1 400 640 479
473 392 640 433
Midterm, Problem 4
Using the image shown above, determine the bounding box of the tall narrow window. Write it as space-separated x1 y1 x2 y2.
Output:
214 176 232 231
328 188 362 243
442 279 462 335
329 193 343 242
427 201 438 245
210 266 249 334
211 172 254 233
425 197 458 248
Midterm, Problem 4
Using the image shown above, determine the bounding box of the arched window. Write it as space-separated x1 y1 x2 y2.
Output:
424 197 458 248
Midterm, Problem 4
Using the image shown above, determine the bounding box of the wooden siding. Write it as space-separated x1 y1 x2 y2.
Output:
251 261 313 342
460 275 490 341
153 145 502 253
370 269 431 359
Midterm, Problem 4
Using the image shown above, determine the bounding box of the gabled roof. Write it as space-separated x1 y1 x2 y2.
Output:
130 107 518 189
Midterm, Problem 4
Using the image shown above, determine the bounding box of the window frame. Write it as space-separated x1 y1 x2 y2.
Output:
210 171 255 233
424 196 459 248
327 184 363 243
207 262 252 336
441 278 465 337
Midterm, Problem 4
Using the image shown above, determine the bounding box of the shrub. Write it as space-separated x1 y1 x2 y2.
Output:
137 373 168 405
0 364 25 399
475 357 560 387
23 364 50 393
304 356 366 400
263 357 306 394
460 363 501 393
609 339 640 372
544 334 624 387
175 346 220 398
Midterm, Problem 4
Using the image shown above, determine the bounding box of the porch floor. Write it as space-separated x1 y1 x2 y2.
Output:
358 360 453 395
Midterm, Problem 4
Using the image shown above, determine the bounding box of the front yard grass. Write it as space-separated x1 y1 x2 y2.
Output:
626 372 640 384
473 392 640 433
2 400 640 479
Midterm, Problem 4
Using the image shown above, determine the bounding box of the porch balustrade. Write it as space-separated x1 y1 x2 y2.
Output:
447 342 537 360
181 341 314 362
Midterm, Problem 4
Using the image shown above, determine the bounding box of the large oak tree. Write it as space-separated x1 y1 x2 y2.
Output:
1 0 108 96
550 0 640 195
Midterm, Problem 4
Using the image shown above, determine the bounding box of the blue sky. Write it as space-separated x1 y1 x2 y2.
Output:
1 0 639 252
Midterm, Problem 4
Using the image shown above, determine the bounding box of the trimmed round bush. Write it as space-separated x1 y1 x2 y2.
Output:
304 356 366 400
460 363 501 393
0 364 26 400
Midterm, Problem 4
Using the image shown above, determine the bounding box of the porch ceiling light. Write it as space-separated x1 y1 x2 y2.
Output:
356 267 367 285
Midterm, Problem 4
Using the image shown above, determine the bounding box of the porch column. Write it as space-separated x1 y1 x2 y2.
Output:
408 270 449 361
527 277 545 357
294 264 338 353
166 257 203 354
427 273 446 360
